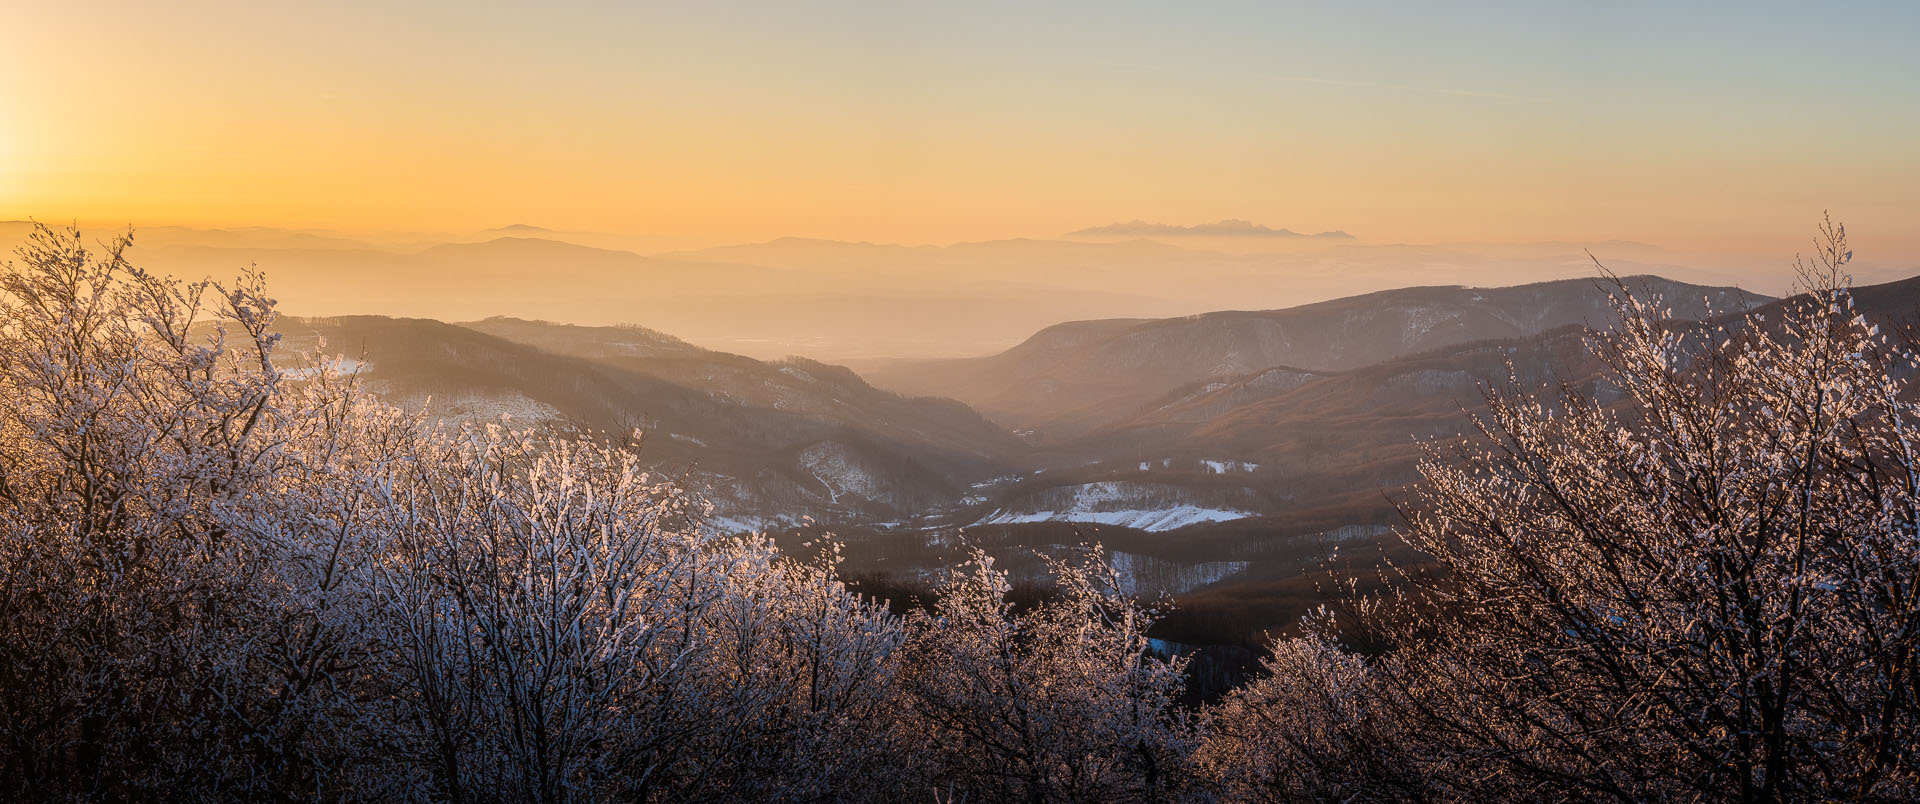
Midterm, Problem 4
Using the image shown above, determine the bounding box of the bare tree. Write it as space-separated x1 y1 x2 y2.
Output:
1195 616 1431 803
899 546 1194 804
0 223 932 803
1354 218 1920 802
0 224 385 800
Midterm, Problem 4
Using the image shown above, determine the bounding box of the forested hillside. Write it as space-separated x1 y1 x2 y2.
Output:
272 314 1024 531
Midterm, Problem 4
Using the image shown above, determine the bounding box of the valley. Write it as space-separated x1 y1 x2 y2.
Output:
268 271 1852 646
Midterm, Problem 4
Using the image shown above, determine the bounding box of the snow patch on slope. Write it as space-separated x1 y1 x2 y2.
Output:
972 481 1257 532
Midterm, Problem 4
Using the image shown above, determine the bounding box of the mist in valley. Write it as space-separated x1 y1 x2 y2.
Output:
5 1 1920 801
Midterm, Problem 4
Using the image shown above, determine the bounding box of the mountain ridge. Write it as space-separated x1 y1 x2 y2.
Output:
865 274 1772 438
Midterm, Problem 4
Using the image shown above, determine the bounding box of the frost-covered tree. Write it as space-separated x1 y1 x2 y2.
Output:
0 222 973 803
0 224 387 800
1195 618 1429 803
648 540 915 803
38 211 1920 804
899 546 1194 804
370 436 914 804
368 425 715 803
1354 219 1920 802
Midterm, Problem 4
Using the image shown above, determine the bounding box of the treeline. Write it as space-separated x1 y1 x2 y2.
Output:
0 221 1915 803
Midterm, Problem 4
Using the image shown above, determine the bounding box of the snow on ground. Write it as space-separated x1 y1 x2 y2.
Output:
976 505 1251 532
1199 459 1260 474
971 481 1257 532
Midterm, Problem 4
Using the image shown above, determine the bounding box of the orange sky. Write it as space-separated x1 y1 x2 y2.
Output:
4 2 1918 259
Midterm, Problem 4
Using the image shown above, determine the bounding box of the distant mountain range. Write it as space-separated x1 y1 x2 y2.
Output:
272 273 1781 540
864 276 1770 438
1068 219 1355 239
7 214 1889 639
7 221 1800 363
267 271 1920 640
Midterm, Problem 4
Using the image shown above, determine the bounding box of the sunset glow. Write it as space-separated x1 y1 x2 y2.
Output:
8 6 1920 800
4 1 1917 257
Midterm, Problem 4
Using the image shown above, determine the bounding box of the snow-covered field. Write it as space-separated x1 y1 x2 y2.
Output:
972 481 1257 532
975 506 1253 532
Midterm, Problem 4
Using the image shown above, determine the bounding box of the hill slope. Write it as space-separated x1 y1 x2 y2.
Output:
866 276 1770 438
276 316 1024 530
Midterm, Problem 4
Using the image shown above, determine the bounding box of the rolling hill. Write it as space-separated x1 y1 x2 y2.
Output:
274 315 1024 530
271 273 1920 645
865 275 1770 439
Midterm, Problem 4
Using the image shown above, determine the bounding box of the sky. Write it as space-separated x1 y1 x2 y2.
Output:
4 1 1919 258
